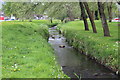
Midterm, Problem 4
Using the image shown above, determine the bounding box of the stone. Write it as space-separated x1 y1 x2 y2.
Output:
93 73 99 76
59 45 65 48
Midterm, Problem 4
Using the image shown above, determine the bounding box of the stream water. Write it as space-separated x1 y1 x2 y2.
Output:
48 27 118 79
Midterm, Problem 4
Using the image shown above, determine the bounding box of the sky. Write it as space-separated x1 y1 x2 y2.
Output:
0 0 3 9
0 0 4 9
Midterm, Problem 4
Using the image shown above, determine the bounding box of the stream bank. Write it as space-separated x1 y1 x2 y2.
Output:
48 26 119 79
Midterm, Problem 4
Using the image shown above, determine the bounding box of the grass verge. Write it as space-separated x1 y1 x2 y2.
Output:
2 21 68 78
58 20 119 72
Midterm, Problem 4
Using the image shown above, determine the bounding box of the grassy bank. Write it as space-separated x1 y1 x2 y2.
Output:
20 19 61 28
2 21 67 78
58 20 119 72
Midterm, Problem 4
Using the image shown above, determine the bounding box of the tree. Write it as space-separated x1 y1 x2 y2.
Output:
95 10 99 20
83 2 97 33
3 2 39 21
65 4 74 21
40 2 77 22
98 2 110 37
117 1 120 27
79 2 89 31
87 2 99 20
107 2 113 22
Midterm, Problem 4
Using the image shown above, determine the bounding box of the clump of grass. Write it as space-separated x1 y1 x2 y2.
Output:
47 23 58 28
32 19 60 28
58 20 119 72
2 21 68 78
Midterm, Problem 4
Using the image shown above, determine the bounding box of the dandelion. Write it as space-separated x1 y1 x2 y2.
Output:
116 41 118 44
88 36 91 38
9 48 13 50
23 56 25 58
12 63 18 69
61 67 62 70
13 69 17 72
113 45 116 46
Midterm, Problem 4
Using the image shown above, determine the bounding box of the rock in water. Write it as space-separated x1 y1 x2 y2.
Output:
59 45 65 48
51 35 55 39
52 36 55 39
62 66 66 68
93 73 99 76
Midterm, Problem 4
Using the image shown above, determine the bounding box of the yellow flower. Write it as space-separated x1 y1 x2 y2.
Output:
13 69 17 72
3 67 5 69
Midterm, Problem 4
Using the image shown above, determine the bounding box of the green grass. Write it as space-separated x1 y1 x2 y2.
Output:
15 19 61 28
58 20 119 72
0 22 2 79
2 21 68 78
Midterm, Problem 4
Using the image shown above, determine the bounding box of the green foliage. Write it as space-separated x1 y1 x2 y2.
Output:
3 2 38 20
2 21 68 78
58 20 119 71
40 2 80 20
2 2 118 21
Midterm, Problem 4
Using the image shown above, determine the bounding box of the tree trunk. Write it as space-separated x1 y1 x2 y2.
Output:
98 2 111 37
29 18 32 22
79 2 89 31
83 2 97 33
61 19 64 23
80 14 83 20
50 18 53 23
28 16 32 22
91 11 95 20
107 2 113 22
95 10 99 20
118 3 120 27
